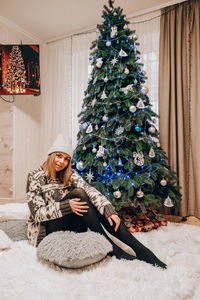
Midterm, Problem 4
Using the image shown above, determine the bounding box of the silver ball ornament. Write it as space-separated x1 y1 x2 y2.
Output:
148 126 156 134
129 105 136 113
160 179 167 186
83 146 86 151
103 162 107 167
106 41 111 47
141 86 149 95
92 147 97 153
76 161 84 171
137 190 144 198
133 34 138 40
113 190 121 198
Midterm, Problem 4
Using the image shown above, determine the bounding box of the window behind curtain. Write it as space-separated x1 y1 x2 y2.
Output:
129 11 160 117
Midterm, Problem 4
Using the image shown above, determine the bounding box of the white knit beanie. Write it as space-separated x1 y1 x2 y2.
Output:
47 134 73 157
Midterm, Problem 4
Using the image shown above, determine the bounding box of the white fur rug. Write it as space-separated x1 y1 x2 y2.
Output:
0 204 200 300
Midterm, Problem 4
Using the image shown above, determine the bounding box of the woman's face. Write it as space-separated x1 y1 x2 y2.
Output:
54 152 71 172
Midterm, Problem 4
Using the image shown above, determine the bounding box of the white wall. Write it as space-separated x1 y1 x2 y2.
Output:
0 20 44 202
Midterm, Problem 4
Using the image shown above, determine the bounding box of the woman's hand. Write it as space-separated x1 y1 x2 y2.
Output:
107 214 121 232
69 198 89 216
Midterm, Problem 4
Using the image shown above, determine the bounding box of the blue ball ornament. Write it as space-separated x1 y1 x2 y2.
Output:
134 125 142 132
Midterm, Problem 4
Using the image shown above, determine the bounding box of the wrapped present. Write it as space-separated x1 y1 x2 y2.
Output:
119 205 167 233
147 208 168 227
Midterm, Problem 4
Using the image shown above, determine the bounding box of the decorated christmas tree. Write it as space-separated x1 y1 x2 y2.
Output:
4 45 27 94
72 0 181 212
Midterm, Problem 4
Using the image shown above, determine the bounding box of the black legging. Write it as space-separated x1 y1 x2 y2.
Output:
46 188 167 269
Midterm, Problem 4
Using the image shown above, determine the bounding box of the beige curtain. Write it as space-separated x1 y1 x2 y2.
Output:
159 0 200 217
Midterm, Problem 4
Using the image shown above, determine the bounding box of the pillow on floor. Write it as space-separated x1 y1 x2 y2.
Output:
0 219 27 241
37 231 113 269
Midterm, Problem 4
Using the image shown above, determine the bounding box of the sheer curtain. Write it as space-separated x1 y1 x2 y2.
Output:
40 39 72 161
71 32 97 150
130 11 161 116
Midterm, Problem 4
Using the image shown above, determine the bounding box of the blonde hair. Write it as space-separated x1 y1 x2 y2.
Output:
42 152 71 186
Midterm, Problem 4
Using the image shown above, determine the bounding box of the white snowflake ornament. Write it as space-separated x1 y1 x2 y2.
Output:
111 57 118 66
86 169 94 184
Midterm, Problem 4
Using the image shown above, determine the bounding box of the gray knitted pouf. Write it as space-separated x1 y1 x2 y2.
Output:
37 231 113 269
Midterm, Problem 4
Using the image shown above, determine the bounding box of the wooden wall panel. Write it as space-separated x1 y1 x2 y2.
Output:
0 101 13 198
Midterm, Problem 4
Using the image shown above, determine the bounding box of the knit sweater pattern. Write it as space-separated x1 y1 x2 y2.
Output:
26 167 117 246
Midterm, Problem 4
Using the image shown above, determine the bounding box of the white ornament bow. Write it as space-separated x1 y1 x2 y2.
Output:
111 26 118 38
96 57 103 68
133 151 144 166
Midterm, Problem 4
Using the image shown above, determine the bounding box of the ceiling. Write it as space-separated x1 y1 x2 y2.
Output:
0 0 184 42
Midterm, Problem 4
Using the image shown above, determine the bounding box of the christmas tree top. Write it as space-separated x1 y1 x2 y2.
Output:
72 0 181 212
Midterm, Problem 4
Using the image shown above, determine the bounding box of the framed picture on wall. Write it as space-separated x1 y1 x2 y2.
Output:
0 44 40 95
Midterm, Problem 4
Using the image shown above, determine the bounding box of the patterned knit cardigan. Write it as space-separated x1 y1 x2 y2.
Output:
26 167 117 247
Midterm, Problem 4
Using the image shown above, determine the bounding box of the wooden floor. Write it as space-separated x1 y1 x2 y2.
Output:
162 214 200 226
